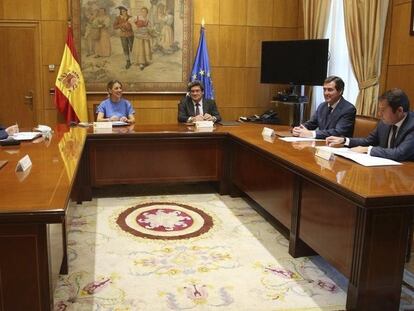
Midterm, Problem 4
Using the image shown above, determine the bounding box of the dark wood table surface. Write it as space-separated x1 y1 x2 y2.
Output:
0 125 86 311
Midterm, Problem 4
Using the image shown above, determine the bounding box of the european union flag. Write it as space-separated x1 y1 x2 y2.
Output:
190 26 214 99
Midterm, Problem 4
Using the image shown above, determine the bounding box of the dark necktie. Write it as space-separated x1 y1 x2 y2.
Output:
390 125 398 148
325 105 333 126
195 103 200 116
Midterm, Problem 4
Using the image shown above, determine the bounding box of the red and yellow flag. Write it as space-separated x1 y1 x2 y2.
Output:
55 25 88 123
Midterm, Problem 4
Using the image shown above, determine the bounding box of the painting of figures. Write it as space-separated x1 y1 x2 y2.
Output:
75 0 191 92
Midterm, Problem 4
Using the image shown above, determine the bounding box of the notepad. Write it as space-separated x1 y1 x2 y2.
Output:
218 121 240 126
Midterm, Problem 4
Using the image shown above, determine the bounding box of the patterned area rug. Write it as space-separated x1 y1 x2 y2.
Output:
53 192 410 310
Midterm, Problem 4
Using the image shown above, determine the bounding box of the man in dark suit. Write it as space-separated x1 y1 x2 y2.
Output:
178 80 221 123
0 124 19 140
327 88 414 162
292 76 356 139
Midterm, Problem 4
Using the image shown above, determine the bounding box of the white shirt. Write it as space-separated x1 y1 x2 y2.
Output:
187 100 204 122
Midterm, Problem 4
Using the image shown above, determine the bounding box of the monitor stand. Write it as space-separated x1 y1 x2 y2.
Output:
272 85 308 126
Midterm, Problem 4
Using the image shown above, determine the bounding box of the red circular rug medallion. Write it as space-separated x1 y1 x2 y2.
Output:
116 202 213 240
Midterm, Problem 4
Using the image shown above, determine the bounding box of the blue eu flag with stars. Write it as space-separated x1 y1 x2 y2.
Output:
190 25 214 99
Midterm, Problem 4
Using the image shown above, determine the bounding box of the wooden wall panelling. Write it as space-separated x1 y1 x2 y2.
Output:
384 0 414 110
43 66 58 110
272 27 298 40
40 0 68 21
245 67 272 108
0 0 41 20
214 67 249 108
393 0 411 5
220 0 247 25
246 0 274 27
44 109 63 125
41 21 67 65
388 2 414 65
193 0 220 25
135 108 178 124
273 0 299 28
131 94 183 109
297 0 304 27
386 65 414 108
246 26 274 67
218 25 247 66
379 0 393 95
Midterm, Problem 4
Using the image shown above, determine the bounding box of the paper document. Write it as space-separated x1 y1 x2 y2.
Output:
279 137 325 142
317 146 402 167
12 132 42 141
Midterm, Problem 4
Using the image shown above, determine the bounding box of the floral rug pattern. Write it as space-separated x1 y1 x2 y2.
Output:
54 193 355 310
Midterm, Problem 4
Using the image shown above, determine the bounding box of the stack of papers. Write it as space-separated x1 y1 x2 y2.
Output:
12 132 42 141
316 146 402 167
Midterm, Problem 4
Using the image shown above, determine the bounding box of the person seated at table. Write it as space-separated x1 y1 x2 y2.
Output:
326 88 414 162
292 75 356 139
96 80 135 122
0 124 19 140
178 80 221 123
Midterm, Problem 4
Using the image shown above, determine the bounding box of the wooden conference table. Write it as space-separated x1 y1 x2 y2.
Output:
0 123 413 310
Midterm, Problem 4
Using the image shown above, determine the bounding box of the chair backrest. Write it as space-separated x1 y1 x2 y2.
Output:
353 115 379 138
93 104 99 121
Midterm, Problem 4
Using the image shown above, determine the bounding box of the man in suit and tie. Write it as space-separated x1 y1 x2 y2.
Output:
327 88 414 162
178 80 221 123
292 76 356 139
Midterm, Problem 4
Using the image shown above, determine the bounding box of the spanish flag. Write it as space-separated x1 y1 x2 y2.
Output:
54 25 88 123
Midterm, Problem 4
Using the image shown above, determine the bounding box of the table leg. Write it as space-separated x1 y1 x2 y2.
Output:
346 206 410 310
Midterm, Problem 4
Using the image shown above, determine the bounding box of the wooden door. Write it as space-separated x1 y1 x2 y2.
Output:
0 23 41 128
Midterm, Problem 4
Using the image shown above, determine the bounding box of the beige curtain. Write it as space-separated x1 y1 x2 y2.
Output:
343 0 389 116
302 0 331 118
303 0 331 39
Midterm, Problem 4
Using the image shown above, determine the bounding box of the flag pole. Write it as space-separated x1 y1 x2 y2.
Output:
67 0 72 23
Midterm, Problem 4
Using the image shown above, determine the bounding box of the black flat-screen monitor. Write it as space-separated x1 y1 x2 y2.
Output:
260 39 329 86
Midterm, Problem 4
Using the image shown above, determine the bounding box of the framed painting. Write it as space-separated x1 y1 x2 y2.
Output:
72 0 192 93
411 0 414 36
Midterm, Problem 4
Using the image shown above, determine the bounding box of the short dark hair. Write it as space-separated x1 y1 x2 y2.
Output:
324 75 345 94
107 80 122 92
379 88 410 112
187 80 204 92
